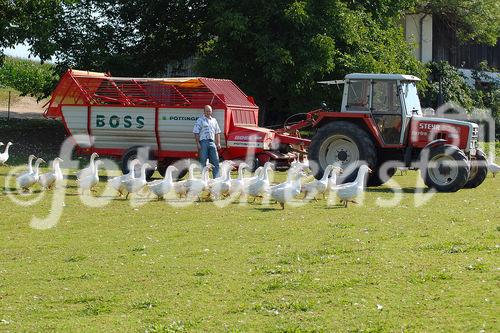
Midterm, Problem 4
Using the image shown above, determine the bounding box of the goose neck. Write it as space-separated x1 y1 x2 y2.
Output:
33 160 43 177
321 166 333 182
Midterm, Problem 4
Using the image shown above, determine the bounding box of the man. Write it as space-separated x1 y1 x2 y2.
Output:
193 105 222 178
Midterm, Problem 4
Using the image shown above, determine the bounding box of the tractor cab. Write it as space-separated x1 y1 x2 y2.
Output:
320 73 422 145
341 73 422 145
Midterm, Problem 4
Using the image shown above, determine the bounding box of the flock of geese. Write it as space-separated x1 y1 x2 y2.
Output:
2 141 500 209
72 152 367 208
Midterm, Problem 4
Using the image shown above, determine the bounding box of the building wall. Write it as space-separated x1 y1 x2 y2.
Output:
404 14 433 63
433 20 500 69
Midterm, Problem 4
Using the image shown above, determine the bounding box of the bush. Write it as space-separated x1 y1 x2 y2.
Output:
0 57 58 101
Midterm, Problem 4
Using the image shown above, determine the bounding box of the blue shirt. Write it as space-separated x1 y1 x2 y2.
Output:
193 115 221 141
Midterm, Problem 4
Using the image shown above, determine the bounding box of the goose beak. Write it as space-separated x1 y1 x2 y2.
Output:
368 167 373 174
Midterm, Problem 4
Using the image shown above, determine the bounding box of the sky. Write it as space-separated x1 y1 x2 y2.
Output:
3 43 42 61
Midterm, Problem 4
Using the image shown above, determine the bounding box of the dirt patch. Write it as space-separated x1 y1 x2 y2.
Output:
0 95 49 119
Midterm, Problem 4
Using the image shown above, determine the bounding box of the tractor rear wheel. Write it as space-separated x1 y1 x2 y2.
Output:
422 145 470 192
308 121 377 182
463 149 487 188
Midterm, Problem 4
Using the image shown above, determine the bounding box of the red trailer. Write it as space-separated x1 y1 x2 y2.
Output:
45 69 309 175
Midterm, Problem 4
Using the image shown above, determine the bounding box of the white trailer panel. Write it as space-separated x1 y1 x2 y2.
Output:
61 106 91 147
158 108 226 152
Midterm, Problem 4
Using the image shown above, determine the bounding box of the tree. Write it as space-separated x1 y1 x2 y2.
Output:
197 0 426 125
0 56 58 100
1 1 208 75
414 0 500 45
0 0 67 62
45 0 209 76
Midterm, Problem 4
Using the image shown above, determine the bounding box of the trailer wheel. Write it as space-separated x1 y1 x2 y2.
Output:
421 144 470 192
463 149 487 188
157 158 190 180
122 146 155 180
308 121 377 182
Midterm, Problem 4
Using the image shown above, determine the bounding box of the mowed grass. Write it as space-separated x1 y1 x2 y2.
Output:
0 162 499 332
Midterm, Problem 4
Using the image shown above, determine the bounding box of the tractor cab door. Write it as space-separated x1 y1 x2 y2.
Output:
370 80 403 145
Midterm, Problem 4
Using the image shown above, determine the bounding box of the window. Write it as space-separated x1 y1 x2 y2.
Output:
346 80 370 111
371 81 401 114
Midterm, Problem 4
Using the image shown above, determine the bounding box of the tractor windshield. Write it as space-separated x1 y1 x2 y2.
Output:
402 82 422 116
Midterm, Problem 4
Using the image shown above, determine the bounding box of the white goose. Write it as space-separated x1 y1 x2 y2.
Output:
76 152 99 180
39 157 64 190
301 164 334 200
246 162 273 202
208 160 234 187
173 163 199 198
108 159 141 196
17 154 37 179
334 165 372 207
185 165 212 200
122 163 152 199
327 166 343 190
16 157 45 191
229 162 250 196
210 162 234 200
487 158 500 177
267 165 305 209
243 166 263 187
0 142 13 165
147 165 177 199
78 160 103 194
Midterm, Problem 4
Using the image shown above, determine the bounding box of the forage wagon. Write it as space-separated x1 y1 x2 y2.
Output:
45 69 309 177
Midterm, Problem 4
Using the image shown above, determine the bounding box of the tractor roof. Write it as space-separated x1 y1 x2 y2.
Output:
345 73 421 81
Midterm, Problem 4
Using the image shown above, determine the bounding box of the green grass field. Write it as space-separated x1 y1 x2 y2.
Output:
1 119 499 332
0 164 499 332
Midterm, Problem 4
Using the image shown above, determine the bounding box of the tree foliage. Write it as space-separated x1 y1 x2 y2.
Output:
197 0 426 124
415 0 500 45
0 56 58 100
43 0 208 76
0 0 69 62
1 0 497 125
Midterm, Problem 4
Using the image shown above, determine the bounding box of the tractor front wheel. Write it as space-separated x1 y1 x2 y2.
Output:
463 149 487 188
422 145 470 192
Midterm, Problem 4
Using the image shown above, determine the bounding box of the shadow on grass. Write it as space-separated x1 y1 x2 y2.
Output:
366 187 432 194
254 207 279 212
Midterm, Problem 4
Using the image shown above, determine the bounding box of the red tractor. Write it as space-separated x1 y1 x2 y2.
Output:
286 73 486 192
